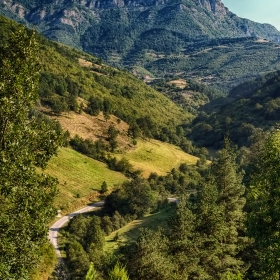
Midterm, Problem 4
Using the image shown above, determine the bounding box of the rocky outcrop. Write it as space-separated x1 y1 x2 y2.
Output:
196 0 227 15
85 0 167 8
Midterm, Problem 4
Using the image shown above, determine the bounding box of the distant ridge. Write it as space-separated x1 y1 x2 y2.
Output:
1 0 280 90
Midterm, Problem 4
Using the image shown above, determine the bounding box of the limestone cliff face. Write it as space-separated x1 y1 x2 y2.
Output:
196 0 227 15
82 0 224 11
85 0 167 9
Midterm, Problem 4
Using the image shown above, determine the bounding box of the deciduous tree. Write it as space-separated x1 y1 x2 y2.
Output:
0 28 64 279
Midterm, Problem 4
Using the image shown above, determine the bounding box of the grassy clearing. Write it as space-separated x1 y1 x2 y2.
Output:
167 79 188 89
104 205 176 254
47 111 132 151
114 138 198 177
45 147 126 214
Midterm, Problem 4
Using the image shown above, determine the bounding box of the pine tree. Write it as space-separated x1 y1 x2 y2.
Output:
123 228 174 280
193 180 227 279
247 130 280 279
109 262 130 280
168 196 201 279
210 138 246 277
85 263 98 280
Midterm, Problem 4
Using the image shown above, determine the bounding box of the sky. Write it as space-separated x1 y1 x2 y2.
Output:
222 0 280 30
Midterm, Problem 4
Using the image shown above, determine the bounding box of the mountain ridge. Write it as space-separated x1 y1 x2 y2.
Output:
2 0 279 47
1 0 280 91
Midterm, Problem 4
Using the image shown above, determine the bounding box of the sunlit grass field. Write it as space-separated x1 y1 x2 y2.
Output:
104 205 176 254
46 139 198 214
45 147 126 214
114 138 198 177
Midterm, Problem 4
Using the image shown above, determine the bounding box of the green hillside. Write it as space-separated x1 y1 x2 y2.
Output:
47 138 199 214
188 70 280 148
45 147 127 214
114 139 198 177
0 15 190 129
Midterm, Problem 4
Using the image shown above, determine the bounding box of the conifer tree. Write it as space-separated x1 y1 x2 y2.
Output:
109 262 130 280
168 196 201 279
247 130 280 279
85 263 98 280
193 180 227 279
123 228 173 280
210 138 246 277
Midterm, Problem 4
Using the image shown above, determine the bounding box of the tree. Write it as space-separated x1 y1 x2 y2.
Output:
85 262 98 280
85 216 105 265
100 181 108 194
104 178 154 218
122 228 173 280
109 262 130 280
0 28 64 279
168 139 246 279
107 124 119 151
168 196 200 279
192 180 227 279
67 240 90 280
247 130 280 279
209 138 247 277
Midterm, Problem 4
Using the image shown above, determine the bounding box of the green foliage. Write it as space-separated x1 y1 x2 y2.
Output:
100 181 108 194
104 177 155 218
109 262 130 280
247 130 280 279
122 228 173 280
107 124 119 152
165 140 246 279
66 240 90 280
70 135 107 162
226 272 244 280
85 263 98 280
189 70 280 149
0 28 63 279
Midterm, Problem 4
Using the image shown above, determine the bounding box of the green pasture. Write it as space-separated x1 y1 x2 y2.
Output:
114 138 198 177
45 147 126 213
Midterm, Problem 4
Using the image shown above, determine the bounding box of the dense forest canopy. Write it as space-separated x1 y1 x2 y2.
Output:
61 131 280 280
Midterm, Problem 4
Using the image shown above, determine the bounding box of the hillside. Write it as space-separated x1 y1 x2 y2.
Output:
46 147 127 214
1 0 280 90
0 15 192 139
188 70 280 148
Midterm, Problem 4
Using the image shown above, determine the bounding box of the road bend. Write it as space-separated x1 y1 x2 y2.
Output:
48 201 104 256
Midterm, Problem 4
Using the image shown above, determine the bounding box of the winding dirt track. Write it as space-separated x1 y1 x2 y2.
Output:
48 202 104 256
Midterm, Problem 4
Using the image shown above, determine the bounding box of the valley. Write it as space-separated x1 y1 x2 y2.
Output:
0 0 280 279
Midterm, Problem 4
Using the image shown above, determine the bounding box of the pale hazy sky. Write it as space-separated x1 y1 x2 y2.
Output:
222 0 280 30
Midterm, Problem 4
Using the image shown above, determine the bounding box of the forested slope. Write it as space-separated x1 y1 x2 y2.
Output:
188 70 280 148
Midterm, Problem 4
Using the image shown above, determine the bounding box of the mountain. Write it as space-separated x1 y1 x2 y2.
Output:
1 0 280 90
0 14 192 141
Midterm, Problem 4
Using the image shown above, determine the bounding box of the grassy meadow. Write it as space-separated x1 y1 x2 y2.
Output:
104 205 176 254
45 147 126 214
45 134 198 214
114 138 199 177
